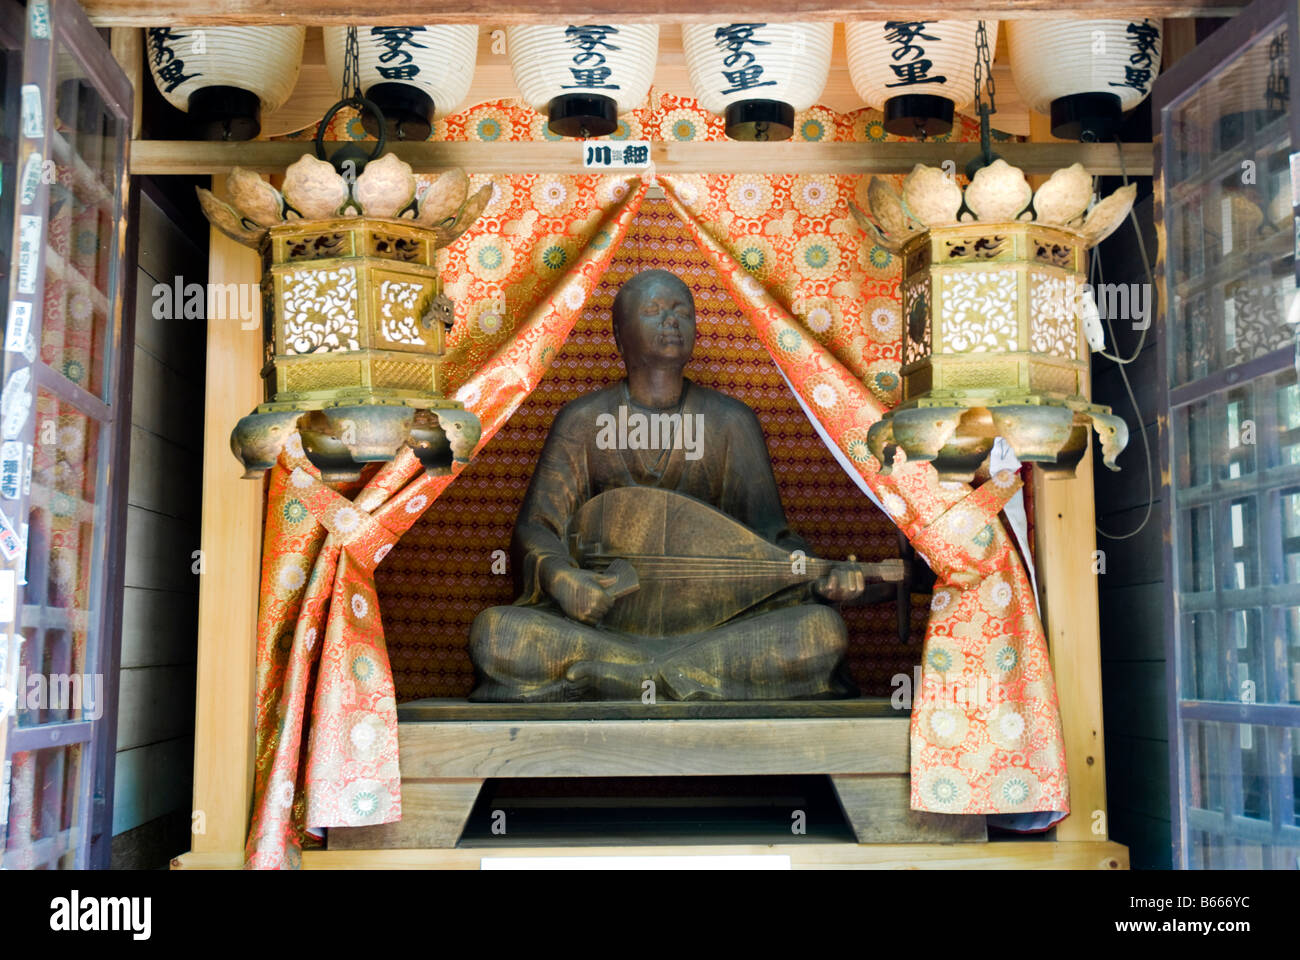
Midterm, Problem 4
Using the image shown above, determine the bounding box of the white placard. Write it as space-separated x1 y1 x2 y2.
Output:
5 301 32 354
481 854 791 870
582 141 652 170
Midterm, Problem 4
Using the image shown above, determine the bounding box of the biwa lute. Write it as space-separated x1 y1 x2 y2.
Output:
568 486 905 637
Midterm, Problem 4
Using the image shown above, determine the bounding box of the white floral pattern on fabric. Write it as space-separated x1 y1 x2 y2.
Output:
273 777 295 809
290 467 315 489
284 433 305 458
373 544 393 565
805 306 833 333
882 492 908 519
930 589 953 613
333 506 362 535
992 468 1017 488
990 580 1013 608
812 383 837 408
350 593 369 619
279 564 306 592
455 382 482 408
563 284 586 311
304 626 317 652
404 494 429 515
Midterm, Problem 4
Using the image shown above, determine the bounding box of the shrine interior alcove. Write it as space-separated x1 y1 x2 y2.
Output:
375 197 930 705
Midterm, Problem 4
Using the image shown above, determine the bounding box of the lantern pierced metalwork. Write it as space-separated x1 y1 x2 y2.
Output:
853 159 1135 482
197 153 488 481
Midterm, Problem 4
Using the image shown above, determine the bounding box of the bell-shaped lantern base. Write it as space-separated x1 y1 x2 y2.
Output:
231 401 482 484
724 99 794 142
1049 91 1122 143
362 82 436 142
884 94 954 139
188 85 262 141
867 402 1128 483
546 93 619 138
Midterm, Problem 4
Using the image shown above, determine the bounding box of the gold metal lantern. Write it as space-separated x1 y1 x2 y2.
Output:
197 153 489 481
853 160 1135 482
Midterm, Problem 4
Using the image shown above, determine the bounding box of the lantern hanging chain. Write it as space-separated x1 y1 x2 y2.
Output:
342 25 361 103
972 20 997 164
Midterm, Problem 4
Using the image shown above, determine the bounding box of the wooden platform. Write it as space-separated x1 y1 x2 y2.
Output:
329 697 988 850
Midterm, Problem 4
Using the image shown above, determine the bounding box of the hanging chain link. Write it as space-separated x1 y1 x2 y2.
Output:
342 25 361 101
972 20 996 119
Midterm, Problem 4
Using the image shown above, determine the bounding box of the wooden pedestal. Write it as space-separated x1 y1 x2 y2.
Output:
327 698 985 849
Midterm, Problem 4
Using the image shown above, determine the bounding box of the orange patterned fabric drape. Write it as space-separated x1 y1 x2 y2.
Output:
244 176 649 869
660 172 1070 820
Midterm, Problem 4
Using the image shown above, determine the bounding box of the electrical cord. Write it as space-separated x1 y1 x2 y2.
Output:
1092 138 1156 540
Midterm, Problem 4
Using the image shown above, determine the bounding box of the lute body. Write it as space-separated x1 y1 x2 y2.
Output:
569 486 905 637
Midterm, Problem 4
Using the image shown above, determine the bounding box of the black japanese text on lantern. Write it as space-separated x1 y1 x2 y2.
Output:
882 21 946 90
562 25 622 91
1111 20 1160 95
713 23 779 97
148 27 198 94
371 27 428 82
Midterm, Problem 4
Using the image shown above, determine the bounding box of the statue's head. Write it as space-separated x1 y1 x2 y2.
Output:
611 269 696 369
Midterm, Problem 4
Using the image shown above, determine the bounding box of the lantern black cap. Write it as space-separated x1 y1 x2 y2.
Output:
883 94 954 139
188 85 262 141
363 83 436 141
1050 92 1123 142
547 94 619 138
724 99 794 141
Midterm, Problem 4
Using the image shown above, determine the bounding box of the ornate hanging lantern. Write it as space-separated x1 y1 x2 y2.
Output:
855 32 1133 483
507 24 659 137
853 160 1135 481
845 20 998 138
146 26 306 140
323 25 479 141
682 22 833 141
1006 19 1162 141
197 30 486 482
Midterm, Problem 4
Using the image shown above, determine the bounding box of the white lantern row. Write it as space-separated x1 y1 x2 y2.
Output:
145 20 1164 144
845 21 998 138
323 26 479 141
507 24 659 137
146 26 306 140
682 23 833 141
1006 19 1163 141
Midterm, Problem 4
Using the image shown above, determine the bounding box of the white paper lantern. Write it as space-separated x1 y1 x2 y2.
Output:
682 22 833 140
146 26 306 139
1007 19 1163 141
324 26 479 140
507 24 659 137
845 21 998 138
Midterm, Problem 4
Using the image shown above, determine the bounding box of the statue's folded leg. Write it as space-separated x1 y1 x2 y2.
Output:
468 604 656 702
656 603 853 701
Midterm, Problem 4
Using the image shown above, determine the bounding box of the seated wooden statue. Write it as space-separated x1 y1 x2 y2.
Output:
469 269 901 702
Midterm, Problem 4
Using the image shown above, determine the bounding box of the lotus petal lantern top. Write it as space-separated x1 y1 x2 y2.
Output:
197 153 487 482
852 160 1135 482
197 154 491 251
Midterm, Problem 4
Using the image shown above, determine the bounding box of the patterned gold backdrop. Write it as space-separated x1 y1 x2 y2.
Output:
376 199 928 701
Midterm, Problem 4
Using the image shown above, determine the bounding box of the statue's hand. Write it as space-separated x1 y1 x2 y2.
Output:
546 564 617 625
813 563 865 603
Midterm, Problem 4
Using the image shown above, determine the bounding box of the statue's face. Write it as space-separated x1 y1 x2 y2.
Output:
617 276 696 366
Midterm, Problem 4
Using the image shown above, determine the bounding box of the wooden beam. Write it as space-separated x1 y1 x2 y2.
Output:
130 139 1154 177
84 2 1242 27
189 177 264 862
175 840 1129 869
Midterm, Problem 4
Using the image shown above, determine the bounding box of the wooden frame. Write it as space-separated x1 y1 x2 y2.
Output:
84 2 1241 27
138 7 1194 869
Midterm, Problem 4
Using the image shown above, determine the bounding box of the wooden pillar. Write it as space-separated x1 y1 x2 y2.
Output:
1026 111 1109 843
108 27 142 139
188 179 264 864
